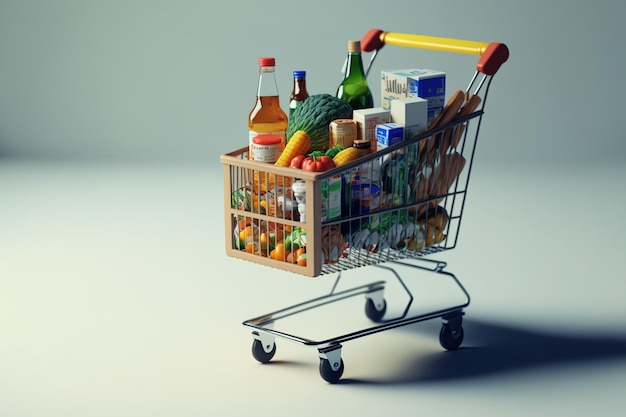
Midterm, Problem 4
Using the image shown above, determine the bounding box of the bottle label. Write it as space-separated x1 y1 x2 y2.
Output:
289 99 303 118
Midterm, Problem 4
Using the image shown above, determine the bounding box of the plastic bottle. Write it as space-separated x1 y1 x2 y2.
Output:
336 40 374 111
248 57 288 160
289 70 310 119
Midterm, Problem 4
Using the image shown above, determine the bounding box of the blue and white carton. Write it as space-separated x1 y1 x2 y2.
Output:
376 123 404 149
381 68 446 124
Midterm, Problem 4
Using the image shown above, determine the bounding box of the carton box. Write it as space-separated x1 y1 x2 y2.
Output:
376 123 404 148
381 68 446 123
321 175 342 221
352 108 391 152
390 97 428 139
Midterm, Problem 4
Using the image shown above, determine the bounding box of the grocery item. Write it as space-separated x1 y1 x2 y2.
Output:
292 180 307 223
352 107 391 151
329 119 358 149
352 139 371 157
390 97 428 139
381 68 446 123
320 225 346 264
321 176 342 221
251 134 282 163
332 146 360 167
287 93 353 152
289 70 310 119
324 145 345 159
336 40 374 111
274 130 311 167
289 154 306 169
351 182 381 215
248 57 288 159
376 123 404 148
301 155 335 172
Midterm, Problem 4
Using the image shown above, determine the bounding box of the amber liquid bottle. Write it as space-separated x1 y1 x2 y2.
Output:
336 40 374 110
248 57 288 160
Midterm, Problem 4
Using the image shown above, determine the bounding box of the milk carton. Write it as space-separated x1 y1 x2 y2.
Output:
352 108 391 152
390 97 428 140
381 68 446 124
376 123 404 148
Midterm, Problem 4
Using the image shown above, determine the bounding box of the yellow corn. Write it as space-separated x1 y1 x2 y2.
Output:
332 146 360 167
275 130 311 167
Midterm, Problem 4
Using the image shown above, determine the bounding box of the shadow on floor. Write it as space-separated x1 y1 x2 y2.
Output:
338 318 626 385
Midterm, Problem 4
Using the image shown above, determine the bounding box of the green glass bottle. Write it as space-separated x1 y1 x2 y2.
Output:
336 40 374 111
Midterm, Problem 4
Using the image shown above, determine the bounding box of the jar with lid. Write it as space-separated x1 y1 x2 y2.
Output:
353 139 371 158
251 134 282 163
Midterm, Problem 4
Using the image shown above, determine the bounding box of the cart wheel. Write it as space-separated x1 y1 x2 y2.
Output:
252 339 276 363
365 298 387 322
439 323 464 351
319 358 344 384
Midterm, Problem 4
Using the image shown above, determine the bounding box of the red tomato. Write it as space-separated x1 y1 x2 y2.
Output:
301 155 335 172
289 154 306 169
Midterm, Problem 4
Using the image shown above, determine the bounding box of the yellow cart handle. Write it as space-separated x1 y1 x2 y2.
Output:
361 28 509 76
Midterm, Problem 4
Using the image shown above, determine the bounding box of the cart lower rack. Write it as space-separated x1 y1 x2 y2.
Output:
220 29 508 383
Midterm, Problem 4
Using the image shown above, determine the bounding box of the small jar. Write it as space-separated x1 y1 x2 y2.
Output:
353 139 371 157
251 134 282 163
329 119 358 148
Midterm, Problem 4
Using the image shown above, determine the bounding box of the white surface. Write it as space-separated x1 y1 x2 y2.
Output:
1 159 625 417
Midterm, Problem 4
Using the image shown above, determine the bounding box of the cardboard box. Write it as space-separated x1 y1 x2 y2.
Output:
381 68 446 123
352 108 391 152
390 97 428 139
376 123 404 148
321 175 342 221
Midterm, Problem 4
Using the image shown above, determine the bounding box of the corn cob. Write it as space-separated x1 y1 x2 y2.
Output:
275 130 311 167
332 146 360 167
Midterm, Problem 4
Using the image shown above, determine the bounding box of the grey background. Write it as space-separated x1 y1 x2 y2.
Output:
1 0 623 167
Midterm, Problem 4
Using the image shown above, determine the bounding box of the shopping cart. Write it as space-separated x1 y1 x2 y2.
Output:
220 28 509 383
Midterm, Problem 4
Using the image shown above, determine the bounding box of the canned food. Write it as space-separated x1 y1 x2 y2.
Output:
329 119 358 149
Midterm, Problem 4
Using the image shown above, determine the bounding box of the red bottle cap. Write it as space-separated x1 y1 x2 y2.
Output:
258 57 276 67
253 134 282 145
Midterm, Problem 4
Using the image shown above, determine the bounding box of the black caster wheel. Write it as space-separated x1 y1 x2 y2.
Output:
365 298 387 322
439 323 464 351
252 339 276 363
319 358 344 384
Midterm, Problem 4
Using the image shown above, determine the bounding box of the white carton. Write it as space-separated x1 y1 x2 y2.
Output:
352 108 391 152
390 97 428 139
381 68 446 123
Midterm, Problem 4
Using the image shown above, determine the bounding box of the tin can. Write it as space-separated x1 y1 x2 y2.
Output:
251 134 283 163
329 119 358 149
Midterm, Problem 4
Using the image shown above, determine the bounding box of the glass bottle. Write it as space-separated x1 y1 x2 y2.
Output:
336 40 374 111
289 70 310 119
248 57 288 160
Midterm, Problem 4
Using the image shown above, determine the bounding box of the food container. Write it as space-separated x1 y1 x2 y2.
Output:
329 119 358 148
251 134 283 163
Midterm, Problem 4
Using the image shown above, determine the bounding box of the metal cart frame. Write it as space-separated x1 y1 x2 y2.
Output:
221 28 509 383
